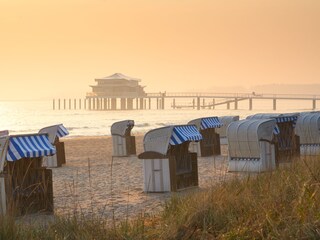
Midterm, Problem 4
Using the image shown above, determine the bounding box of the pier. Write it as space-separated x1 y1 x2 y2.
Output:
53 92 320 111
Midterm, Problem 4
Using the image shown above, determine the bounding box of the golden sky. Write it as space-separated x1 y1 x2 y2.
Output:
1 0 320 100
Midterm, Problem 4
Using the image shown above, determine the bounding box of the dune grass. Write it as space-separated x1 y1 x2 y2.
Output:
154 157 320 239
1 157 320 239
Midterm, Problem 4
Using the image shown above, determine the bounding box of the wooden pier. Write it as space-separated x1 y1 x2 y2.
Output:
53 92 320 111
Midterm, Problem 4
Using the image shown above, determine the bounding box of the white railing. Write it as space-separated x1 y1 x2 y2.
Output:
86 91 320 100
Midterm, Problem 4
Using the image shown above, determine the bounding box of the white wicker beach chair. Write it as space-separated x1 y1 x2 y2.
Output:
216 116 240 144
139 125 202 192
111 120 136 157
295 112 320 155
246 113 300 162
227 119 277 172
39 124 69 167
188 117 222 157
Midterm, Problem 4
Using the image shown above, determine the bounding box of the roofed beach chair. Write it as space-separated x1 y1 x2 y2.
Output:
111 120 136 157
188 117 223 157
295 112 320 155
215 116 240 145
246 113 300 163
138 125 202 192
227 119 278 172
0 133 55 216
39 124 69 167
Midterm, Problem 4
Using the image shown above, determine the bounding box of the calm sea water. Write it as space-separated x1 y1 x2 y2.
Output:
0 99 317 137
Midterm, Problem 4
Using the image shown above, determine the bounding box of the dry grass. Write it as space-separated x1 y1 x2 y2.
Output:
153 156 320 239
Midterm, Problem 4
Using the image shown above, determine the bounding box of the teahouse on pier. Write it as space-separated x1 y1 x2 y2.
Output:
53 73 320 111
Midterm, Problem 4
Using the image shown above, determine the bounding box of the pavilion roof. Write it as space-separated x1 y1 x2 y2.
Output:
96 73 141 82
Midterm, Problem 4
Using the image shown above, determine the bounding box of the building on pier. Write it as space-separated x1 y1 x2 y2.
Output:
88 73 146 98
85 73 147 110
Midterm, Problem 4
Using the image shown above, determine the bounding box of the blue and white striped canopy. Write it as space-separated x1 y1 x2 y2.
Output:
274 116 298 129
6 134 56 161
274 116 298 124
57 124 69 138
273 124 280 135
200 117 223 130
247 114 298 128
169 125 203 145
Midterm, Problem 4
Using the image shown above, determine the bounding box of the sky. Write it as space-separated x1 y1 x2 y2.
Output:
1 0 320 100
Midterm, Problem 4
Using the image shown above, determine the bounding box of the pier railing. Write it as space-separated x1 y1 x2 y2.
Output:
146 92 320 99
53 92 320 111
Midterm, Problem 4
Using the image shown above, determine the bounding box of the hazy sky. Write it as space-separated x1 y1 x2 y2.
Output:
1 0 320 100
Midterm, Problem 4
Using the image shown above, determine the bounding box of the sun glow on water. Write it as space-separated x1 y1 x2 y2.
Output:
0 99 317 137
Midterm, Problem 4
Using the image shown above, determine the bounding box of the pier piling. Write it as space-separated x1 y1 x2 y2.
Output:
197 97 200 110
52 93 320 111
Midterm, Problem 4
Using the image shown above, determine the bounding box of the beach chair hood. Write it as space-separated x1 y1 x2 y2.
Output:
39 124 69 144
188 117 223 130
295 112 320 144
227 119 277 159
111 120 134 136
215 116 240 137
143 125 203 155
247 113 299 126
0 133 56 172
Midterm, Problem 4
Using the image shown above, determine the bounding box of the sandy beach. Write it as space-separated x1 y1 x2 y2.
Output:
49 135 235 221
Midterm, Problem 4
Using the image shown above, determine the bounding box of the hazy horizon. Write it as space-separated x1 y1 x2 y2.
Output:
1 0 320 100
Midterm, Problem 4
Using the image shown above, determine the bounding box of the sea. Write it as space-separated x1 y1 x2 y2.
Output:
0 99 317 137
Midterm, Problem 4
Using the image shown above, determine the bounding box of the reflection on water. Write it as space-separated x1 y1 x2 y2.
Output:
0 99 317 137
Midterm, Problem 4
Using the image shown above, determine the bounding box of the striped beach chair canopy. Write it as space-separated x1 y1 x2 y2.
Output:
111 120 134 136
57 124 69 138
5 133 56 162
188 117 223 130
39 124 69 144
143 125 202 155
169 125 203 145
200 117 223 129
247 113 299 127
